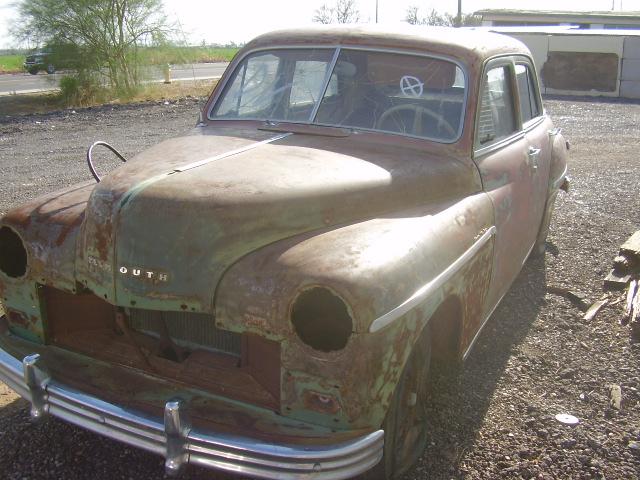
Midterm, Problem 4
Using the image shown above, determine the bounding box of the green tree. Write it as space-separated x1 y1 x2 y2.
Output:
15 0 170 95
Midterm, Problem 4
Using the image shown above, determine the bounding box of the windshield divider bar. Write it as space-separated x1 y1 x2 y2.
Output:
309 46 342 123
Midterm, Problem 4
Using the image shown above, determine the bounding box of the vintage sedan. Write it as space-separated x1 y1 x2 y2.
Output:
0 26 568 479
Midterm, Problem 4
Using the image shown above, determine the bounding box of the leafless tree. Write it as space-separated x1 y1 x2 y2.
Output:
405 6 420 25
313 0 361 24
404 5 481 27
334 0 360 23
312 4 333 24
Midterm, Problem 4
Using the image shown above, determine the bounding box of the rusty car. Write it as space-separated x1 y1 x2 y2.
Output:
0 26 569 479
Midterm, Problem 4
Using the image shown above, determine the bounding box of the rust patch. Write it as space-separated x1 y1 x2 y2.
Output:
542 52 619 92
303 390 342 414
93 218 113 262
54 211 85 247
7 309 32 329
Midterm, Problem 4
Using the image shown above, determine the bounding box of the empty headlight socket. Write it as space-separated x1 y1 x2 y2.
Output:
290 286 353 352
0 226 29 279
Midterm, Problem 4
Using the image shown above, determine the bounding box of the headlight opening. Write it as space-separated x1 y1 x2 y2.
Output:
291 287 353 352
0 226 28 279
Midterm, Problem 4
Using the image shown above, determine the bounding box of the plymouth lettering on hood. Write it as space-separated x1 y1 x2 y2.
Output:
118 265 170 283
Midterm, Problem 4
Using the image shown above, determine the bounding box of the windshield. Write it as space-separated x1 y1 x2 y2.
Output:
210 48 466 142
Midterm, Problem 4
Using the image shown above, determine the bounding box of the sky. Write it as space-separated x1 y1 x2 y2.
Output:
0 0 638 49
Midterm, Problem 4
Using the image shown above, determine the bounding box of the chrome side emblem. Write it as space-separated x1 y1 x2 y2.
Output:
118 266 170 283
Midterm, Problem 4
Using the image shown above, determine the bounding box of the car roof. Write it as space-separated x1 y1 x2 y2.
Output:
242 25 531 67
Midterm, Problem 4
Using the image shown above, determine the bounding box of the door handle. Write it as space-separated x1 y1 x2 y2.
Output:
527 146 540 171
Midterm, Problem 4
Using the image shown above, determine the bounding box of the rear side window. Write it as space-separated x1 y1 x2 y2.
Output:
515 64 541 123
476 66 517 146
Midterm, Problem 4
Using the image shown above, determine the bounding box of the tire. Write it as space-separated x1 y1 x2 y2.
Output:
364 328 432 479
28 67 39 75
46 64 55 74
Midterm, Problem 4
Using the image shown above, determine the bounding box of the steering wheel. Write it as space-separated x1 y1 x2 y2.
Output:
376 104 457 138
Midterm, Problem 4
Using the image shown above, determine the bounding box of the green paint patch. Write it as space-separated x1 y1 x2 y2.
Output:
0 55 24 73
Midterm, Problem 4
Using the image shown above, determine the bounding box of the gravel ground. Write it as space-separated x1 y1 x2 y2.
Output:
0 97 639 479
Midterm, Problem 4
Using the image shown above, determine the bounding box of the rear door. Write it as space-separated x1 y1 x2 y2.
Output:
515 58 554 233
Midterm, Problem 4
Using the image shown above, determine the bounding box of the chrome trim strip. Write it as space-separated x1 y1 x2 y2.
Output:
172 133 292 173
0 348 384 480
473 130 526 159
369 226 496 333
521 115 545 133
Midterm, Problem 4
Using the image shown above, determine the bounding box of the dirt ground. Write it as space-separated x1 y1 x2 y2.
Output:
0 96 639 479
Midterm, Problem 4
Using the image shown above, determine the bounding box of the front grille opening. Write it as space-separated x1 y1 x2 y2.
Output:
127 308 241 360
43 287 281 409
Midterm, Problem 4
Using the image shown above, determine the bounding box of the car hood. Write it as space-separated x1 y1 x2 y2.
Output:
66 126 480 311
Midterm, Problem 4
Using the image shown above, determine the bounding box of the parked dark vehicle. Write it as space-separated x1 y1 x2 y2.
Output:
23 51 56 75
0 26 569 479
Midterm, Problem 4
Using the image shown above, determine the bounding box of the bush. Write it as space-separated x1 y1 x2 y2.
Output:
59 73 107 106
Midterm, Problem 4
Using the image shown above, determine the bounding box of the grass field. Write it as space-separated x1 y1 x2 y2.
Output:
0 47 238 74
0 55 24 73
0 79 218 116
139 46 239 65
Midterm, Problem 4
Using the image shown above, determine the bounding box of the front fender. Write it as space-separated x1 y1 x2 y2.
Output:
0 182 93 343
214 193 495 429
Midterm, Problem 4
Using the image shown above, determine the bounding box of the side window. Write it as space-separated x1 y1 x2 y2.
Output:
476 66 517 147
515 64 541 123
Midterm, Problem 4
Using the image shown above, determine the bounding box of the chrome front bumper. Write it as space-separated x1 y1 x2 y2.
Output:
0 348 383 479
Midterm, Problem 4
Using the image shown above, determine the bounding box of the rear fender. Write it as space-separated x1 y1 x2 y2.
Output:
548 128 569 193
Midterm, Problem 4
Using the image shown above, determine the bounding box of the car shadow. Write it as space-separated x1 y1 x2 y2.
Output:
404 252 549 479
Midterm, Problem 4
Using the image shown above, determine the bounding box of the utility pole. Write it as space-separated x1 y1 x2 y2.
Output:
457 0 462 27
376 0 379 23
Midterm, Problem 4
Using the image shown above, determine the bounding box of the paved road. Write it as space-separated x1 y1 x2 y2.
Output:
0 62 230 95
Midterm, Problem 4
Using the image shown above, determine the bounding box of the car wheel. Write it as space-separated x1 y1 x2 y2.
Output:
28 67 39 75
364 327 432 479
46 64 55 74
